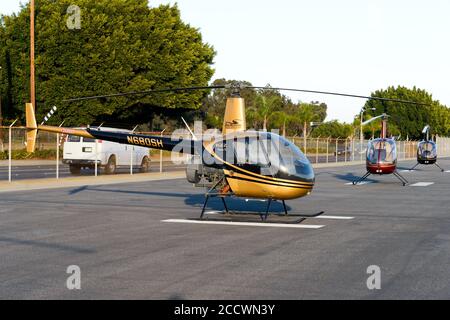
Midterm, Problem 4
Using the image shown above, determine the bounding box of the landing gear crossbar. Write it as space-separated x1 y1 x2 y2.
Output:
199 179 324 224
352 170 408 186
410 162 445 172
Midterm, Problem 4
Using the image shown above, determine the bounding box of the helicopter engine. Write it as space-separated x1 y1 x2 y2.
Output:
186 155 224 186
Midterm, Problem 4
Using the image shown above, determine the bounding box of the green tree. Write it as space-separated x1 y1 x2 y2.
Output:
202 79 257 129
254 89 283 130
363 86 450 139
311 120 353 138
270 111 293 136
0 1 215 126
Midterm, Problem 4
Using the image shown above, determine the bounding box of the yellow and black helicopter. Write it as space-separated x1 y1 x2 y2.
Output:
25 84 425 222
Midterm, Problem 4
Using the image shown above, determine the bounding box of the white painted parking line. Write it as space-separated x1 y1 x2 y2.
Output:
204 211 223 215
410 182 434 187
346 181 373 186
313 215 354 220
400 170 415 173
203 212 354 221
445 170 450 173
162 219 325 229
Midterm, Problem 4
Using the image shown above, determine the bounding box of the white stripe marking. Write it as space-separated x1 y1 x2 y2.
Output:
203 212 354 220
445 170 450 173
346 181 372 185
410 182 434 187
313 215 354 220
162 219 324 229
400 170 415 173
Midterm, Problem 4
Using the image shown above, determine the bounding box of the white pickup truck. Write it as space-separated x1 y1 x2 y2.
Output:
63 127 150 175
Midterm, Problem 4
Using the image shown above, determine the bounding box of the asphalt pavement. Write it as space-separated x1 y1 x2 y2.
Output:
0 159 449 299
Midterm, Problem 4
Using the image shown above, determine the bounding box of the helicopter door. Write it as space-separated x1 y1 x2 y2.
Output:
234 137 271 175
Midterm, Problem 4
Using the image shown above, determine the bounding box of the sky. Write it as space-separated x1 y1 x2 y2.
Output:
1 0 450 122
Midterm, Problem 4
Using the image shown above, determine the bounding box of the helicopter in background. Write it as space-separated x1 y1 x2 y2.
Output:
352 113 409 186
410 125 445 172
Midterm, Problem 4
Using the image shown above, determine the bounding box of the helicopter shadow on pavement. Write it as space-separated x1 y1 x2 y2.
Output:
184 196 291 213
332 172 378 184
396 165 422 171
68 186 291 213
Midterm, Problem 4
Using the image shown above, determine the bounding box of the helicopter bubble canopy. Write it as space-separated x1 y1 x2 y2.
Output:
367 138 397 165
418 141 437 159
215 132 314 183
264 132 314 182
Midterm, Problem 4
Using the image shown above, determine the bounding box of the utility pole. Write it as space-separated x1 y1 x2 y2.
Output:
0 66 3 148
0 66 3 128
30 0 36 110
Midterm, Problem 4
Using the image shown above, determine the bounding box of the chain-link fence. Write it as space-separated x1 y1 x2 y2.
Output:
286 136 450 164
2 127 450 181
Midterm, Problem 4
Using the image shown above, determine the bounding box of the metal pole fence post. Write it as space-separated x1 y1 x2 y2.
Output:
56 121 65 179
316 137 319 164
8 127 12 182
360 139 363 163
130 125 139 176
408 141 410 159
326 137 329 164
160 128 166 173
344 138 348 162
336 138 339 163
404 139 406 159
304 134 307 157
130 145 133 176
352 138 355 162
95 139 98 177
56 132 59 179
8 120 18 182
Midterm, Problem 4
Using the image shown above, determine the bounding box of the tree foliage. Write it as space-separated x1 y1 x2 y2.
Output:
0 0 215 126
310 120 353 138
201 79 328 136
364 86 450 139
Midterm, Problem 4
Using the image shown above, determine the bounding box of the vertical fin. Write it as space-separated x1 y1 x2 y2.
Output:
222 97 246 134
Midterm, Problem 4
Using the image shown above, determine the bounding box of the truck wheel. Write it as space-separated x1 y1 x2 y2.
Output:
140 156 150 173
105 156 117 175
69 165 81 175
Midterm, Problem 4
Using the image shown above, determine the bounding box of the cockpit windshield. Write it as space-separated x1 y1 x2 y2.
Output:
418 141 437 158
367 139 397 164
230 132 314 182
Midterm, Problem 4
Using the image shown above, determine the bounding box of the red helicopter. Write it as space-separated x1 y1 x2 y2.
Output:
353 113 409 186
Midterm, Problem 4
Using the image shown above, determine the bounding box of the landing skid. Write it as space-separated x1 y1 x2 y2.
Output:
200 190 324 224
352 171 371 185
352 170 408 186
410 162 445 172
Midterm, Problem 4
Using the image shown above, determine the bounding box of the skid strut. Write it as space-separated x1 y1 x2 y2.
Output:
200 194 324 224
352 171 371 185
411 162 445 172
393 170 408 186
435 162 445 172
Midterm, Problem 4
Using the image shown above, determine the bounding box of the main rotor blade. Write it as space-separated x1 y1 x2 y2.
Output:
248 87 430 106
362 114 387 126
63 85 226 102
64 84 430 107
